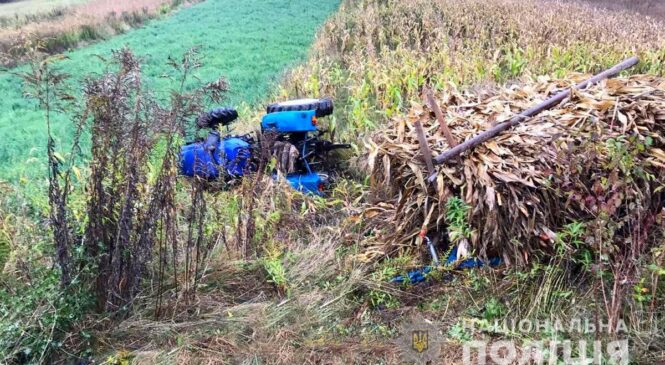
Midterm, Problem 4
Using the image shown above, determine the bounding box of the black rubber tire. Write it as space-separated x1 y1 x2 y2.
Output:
197 107 238 129
266 98 333 117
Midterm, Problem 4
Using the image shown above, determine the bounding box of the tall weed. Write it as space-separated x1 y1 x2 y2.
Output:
3 47 229 362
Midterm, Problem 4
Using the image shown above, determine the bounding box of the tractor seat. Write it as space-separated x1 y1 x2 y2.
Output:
196 107 238 129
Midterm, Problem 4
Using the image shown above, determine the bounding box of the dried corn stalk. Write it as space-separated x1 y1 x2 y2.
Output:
364 75 665 265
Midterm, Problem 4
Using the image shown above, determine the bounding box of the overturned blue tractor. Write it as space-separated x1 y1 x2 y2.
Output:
179 98 350 195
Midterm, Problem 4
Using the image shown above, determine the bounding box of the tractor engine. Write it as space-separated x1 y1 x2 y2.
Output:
179 98 349 195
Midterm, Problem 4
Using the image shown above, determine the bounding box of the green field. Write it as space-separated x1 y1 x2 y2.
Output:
0 0 340 186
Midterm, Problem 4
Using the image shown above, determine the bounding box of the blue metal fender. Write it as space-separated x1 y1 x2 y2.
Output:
261 110 318 133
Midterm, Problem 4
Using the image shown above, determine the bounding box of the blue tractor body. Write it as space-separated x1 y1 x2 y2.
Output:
261 110 318 133
179 99 347 195
180 135 251 179
285 173 324 195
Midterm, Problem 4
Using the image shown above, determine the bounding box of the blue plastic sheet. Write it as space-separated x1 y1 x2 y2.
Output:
390 245 502 284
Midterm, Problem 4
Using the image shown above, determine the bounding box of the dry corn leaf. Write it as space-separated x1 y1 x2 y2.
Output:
362 75 665 266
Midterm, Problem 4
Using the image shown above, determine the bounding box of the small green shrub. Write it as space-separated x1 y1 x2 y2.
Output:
554 221 592 268
445 196 472 245
78 24 102 42
367 289 400 309
447 321 472 342
158 4 171 15
44 30 80 52
263 256 288 293
482 297 506 321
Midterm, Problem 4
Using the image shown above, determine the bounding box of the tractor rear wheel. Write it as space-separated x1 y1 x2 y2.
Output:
266 98 333 117
197 108 238 129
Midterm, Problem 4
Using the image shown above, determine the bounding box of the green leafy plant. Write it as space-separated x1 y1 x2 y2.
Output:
482 297 506 322
555 221 591 268
445 196 472 244
263 256 288 294
447 321 472 342
367 289 400 309
632 278 652 303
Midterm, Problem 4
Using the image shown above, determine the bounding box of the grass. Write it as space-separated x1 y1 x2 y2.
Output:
0 0 341 190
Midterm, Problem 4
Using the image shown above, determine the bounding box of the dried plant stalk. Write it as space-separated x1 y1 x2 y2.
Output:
364 75 665 267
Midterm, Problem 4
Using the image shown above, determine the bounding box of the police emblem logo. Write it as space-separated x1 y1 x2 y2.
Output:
396 317 442 364
412 330 429 353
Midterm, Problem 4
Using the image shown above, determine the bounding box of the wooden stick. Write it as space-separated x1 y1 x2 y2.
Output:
431 56 639 169
414 120 435 176
425 88 458 147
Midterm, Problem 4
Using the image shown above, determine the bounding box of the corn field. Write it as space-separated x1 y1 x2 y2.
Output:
278 0 665 139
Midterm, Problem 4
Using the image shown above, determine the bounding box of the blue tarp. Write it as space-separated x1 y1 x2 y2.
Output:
390 246 502 284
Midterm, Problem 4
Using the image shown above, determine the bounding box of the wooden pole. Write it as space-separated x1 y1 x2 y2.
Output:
414 120 435 176
431 57 639 169
425 88 458 147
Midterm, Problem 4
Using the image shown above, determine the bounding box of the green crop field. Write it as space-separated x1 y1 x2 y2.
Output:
0 0 340 187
